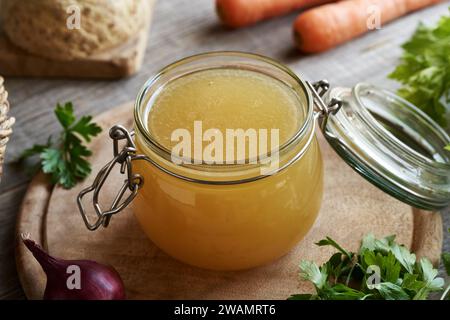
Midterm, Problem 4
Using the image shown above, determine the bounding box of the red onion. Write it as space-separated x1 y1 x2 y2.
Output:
22 235 126 300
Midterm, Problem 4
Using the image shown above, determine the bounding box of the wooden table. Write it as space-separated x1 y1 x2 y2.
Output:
0 0 449 300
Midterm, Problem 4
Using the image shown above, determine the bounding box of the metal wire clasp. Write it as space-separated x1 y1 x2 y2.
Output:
307 80 342 131
77 125 144 231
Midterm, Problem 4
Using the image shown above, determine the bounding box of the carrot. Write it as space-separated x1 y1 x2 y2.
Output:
216 0 336 28
293 0 443 53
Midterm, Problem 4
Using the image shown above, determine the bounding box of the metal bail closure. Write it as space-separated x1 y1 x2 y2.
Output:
77 125 144 231
307 80 343 131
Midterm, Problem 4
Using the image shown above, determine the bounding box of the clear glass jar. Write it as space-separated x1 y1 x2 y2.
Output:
78 52 450 271
132 52 323 270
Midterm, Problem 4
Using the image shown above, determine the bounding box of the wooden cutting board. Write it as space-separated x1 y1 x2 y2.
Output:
15 102 443 300
0 1 155 79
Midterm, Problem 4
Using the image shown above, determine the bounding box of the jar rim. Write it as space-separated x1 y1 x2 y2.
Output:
133 51 316 182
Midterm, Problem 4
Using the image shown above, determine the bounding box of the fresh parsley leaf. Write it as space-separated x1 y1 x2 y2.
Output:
71 115 102 142
445 144 450 151
360 233 395 253
401 274 424 292
360 234 415 274
291 284 369 300
299 260 327 290
315 236 352 260
19 102 102 189
362 250 402 284
418 258 444 291
375 282 410 300
390 242 416 274
389 9 450 128
55 102 76 129
290 235 444 300
41 148 64 176
321 283 368 300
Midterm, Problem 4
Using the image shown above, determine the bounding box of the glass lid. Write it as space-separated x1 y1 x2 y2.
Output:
321 83 450 211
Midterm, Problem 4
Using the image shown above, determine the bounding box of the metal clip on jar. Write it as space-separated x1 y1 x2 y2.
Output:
77 52 450 271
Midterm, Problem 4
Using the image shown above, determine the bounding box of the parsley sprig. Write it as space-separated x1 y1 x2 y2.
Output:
289 234 446 300
389 9 450 129
20 102 102 189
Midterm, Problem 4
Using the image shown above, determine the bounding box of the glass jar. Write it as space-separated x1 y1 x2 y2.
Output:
78 52 450 271
132 53 323 270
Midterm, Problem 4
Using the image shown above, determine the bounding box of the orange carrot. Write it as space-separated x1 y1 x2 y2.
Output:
216 0 336 28
293 0 443 53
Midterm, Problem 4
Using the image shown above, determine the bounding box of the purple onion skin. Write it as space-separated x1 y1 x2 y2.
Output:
23 238 126 300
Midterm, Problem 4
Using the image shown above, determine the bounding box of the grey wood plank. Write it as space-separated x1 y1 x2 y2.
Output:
0 0 449 299
0 185 28 299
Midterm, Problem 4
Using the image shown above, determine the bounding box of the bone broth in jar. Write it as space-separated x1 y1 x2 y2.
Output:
78 52 450 271
133 61 323 270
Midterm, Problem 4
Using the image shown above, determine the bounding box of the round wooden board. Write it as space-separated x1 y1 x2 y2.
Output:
15 102 443 300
